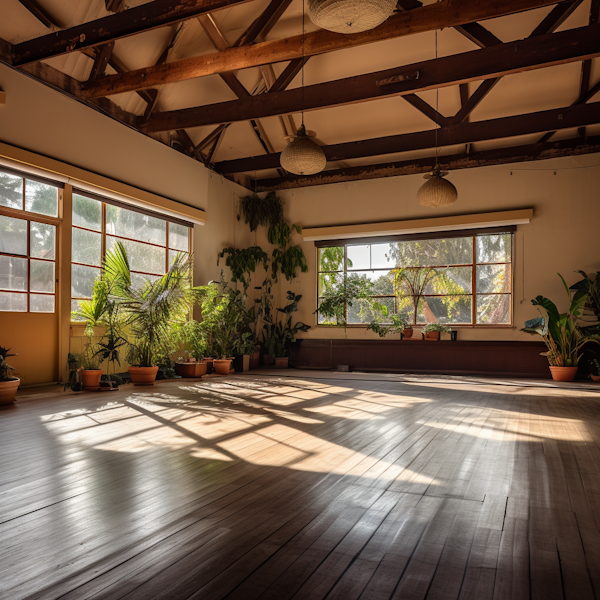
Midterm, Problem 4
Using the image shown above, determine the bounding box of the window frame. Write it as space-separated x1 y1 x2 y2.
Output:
316 227 515 328
70 190 193 321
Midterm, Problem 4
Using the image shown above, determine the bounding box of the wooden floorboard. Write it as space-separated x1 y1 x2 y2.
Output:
1 372 600 600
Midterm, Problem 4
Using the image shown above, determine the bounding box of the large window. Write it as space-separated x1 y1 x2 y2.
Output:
71 192 191 315
0 170 60 313
317 231 513 326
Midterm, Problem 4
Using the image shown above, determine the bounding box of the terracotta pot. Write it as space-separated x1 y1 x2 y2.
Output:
81 369 103 391
213 359 232 375
128 366 159 386
591 374 600 382
175 363 197 378
0 378 20 405
424 331 440 340
275 357 289 368
195 362 208 377
549 366 578 382
263 353 275 366
402 327 413 339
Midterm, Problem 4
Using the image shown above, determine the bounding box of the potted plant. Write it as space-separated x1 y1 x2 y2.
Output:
0 347 19 405
422 323 451 340
176 321 208 378
522 273 600 381
71 281 108 391
590 357 600 382
264 291 311 368
367 303 411 338
103 242 196 386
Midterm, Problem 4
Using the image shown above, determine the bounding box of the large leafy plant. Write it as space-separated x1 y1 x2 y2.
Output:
367 304 409 337
103 242 196 367
522 273 600 367
263 292 311 358
317 273 374 329
217 246 269 293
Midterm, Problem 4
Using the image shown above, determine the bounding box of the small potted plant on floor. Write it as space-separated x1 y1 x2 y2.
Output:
0 346 20 405
590 357 600 382
422 323 451 340
522 273 600 381
176 321 208 378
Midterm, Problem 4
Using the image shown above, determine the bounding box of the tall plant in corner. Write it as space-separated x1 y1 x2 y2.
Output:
522 273 600 381
103 241 197 385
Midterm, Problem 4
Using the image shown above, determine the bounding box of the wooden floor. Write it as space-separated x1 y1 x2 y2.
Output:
2 372 600 600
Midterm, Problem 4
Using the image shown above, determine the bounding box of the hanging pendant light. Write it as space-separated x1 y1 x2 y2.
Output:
417 30 458 207
308 0 397 34
418 167 458 207
280 0 326 176
280 125 327 175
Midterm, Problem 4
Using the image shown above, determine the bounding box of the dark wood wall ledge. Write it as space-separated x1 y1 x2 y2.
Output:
289 339 550 378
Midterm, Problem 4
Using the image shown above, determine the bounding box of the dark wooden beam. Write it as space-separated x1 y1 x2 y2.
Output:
88 41 114 82
16 0 60 29
578 0 600 137
80 0 563 98
453 22 502 48
233 0 293 46
269 58 308 92
12 0 253 66
214 102 600 173
140 24 600 133
450 79 498 124
253 135 600 191
530 0 584 36
105 0 126 12
402 94 449 126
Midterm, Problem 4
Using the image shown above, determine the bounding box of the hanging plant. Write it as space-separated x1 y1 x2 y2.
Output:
218 246 269 292
271 246 308 282
268 222 302 248
237 192 284 232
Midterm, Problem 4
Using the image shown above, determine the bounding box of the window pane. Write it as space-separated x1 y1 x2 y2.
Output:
169 223 189 251
107 236 165 275
106 205 166 246
318 246 344 272
0 256 27 291
73 194 102 231
0 215 27 256
421 295 472 324
477 294 511 324
0 292 27 312
168 249 188 266
72 264 99 298
72 227 101 266
423 267 472 295
349 296 396 324
30 260 55 293
25 180 58 217
352 270 394 295
476 234 512 264
388 237 473 267
131 272 160 290
347 245 370 270
30 294 55 313
0 172 23 210
318 271 344 296
30 222 56 260
476 264 511 294
371 243 393 268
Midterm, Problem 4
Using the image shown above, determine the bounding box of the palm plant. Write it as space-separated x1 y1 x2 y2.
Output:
522 273 600 367
392 267 438 326
103 241 197 367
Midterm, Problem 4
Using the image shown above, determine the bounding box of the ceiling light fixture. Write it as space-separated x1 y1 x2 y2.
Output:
308 0 396 34
418 30 458 208
280 0 326 176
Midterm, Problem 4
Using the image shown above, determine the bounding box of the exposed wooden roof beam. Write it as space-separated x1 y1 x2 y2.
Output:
16 0 61 29
453 22 503 48
450 79 498 125
253 135 600 191
530 0 584 36
81 0 564 99
214 101 600 173
105 0 126 13
402 94 449 127
269 58 308 92
12 0 254 66
140 24 600 133
88 41 114 82
233 0 293 46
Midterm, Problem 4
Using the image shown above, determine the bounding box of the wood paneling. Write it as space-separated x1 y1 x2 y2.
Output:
289 339 551 377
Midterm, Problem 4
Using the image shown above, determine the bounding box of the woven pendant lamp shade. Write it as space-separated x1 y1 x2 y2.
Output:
280 125 327 175
308 0 396 33
417 169 458 207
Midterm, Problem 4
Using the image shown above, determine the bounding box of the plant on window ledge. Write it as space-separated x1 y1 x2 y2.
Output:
422 322 452 340
367 304 410 338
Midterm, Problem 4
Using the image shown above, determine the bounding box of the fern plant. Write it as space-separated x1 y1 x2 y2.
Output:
237 192 284 232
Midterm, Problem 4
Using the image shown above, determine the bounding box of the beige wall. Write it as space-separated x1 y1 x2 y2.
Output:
265 156 600 342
